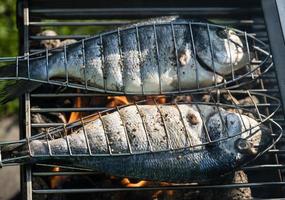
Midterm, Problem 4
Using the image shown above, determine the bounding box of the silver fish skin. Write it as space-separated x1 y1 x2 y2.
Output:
0 16 251 103
0 104 271 182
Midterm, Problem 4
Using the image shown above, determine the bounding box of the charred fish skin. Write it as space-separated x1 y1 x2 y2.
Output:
6 104 271 183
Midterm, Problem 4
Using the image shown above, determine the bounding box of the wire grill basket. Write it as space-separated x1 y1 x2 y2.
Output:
0 21 272 95
0 90 282 171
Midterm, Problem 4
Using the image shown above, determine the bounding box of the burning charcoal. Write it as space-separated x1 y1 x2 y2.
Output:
202 94 211 103
32 177 50 200
239 95 259 106
172 96 192 103
222 93 244 114
31 112 67 134
37 30 61 49
59 39 78 46
239 95 260 118
222 93 260 119
212 170 252 200
178 171 251 200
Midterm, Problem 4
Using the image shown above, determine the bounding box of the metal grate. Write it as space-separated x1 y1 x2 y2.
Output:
14 0 285 199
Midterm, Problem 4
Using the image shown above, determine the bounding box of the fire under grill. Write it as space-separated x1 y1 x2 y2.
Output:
7 0 285 199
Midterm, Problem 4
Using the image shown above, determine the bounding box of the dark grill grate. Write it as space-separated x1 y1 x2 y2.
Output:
15 0 285 199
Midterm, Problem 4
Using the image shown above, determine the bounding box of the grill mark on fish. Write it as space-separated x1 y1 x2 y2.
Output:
156 24 178 92
66 43 84 81
121 28 142 93
84 38 104 89
99 34 107 92
139 25 160 93
140 105 168 151
102 34 123 91
158 105 187 149
117 29 125 93
120 106 148 152
85 120 108 154
174 24 194 89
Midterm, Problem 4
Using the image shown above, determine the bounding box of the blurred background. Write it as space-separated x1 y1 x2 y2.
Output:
0 1 20 200
0 0 18 118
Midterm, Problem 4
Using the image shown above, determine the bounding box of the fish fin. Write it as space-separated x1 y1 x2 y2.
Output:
0 63 37 103
0 63 17 77
0 57 44 103
0 79 42 104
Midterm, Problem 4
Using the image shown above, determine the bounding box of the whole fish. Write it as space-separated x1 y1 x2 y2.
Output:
0 16 254 103
0 104 272 182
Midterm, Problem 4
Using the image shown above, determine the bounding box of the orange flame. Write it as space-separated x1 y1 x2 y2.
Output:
50 167 66 189
68 96 82 123
106 96 130 108
120 178 150 187
146 95 167 104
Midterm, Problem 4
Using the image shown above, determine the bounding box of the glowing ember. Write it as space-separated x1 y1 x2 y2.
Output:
106 96 130 108
50 167 67 189
120 178 150 187
68 96 82 123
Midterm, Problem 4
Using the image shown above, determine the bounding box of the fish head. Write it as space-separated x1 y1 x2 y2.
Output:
206 111 272 163
213 27 251 75
194 25 252 75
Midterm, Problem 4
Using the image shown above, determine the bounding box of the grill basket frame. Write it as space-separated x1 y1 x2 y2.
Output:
14 0 285 199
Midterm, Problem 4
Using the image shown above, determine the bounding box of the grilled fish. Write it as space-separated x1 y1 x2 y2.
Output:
0 16 252 103
0 104 272 182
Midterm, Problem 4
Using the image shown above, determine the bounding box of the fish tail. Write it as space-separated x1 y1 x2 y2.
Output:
0 63 16 77
0 63 42 104
0 140 29 167
0 79 42 104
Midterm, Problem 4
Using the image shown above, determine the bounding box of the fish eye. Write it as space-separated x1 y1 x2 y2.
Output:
235 138 255 155
216 29 228 39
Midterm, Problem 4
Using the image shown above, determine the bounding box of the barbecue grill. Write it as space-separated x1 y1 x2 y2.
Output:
8 0 285 199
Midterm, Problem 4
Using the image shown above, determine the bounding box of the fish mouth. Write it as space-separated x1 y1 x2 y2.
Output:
235 124 272 156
